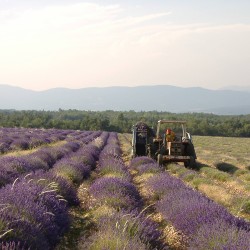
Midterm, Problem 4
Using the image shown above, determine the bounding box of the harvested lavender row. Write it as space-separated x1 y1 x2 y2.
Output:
79 133 165 250
0 132 110 249
0 131 102 188
129 157 250 249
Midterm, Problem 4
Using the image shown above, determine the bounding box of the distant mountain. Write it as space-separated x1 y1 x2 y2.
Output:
219 85 250 92
0 84 250 115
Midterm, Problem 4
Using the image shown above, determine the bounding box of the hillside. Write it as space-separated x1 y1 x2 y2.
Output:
1 84 250 115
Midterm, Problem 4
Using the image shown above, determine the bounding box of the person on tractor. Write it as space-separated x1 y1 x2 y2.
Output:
166 128 175 142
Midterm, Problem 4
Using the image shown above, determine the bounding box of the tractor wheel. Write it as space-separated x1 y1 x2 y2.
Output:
157 154 163 165
184 156 197 169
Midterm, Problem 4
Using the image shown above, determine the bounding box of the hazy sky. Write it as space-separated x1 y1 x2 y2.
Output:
0 0 250 90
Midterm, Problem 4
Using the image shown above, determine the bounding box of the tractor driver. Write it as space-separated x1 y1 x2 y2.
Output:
166 128 175 142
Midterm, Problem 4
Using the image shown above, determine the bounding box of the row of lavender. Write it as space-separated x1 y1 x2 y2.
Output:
0 130 109 249
0 131 103 189
0 128 79 153
78 133 166 249
129 157 250 249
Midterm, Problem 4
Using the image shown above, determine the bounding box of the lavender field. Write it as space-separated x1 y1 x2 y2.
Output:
0 129 249 250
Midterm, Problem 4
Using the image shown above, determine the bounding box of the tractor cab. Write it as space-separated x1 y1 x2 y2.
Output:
153 120 197 168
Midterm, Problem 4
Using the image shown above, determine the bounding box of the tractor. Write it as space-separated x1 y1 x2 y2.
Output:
131 121 155 158
131 120 197 168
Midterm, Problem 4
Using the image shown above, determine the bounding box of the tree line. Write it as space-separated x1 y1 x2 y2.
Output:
0 109 249 137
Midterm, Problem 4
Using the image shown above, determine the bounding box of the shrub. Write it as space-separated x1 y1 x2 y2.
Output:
189 219 250 250
145 172 186 201
136 163 162 175
0 157 31 187
0 178 70 249
53 159 91 184
89 177 142 211
80 210 164 250
130 157 156 169
30 170 79 206
97 156 131 181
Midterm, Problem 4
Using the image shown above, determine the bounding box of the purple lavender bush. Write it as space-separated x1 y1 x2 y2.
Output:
81 144 101 161
0 156 31 174
145 172 185 201
100 144 122 157
133 158 250 249
153 174 250 235
189 218 250 250
53 158 91 184
79 210 166 250
95 210 165 249
0 241 29 250
99 132 122 157
0 178 70 249
22 154 50 171
0 142 10 153
31 148 57 168
29 170 79 205
89 177 142 211
0 142 79 189
9 139 29 151
63 141 80 152
130 156 156 169
79 227 148 250
97 155 131 181
0 156 31 187
135 163 162 175
70 146 97 169
0 127 74 152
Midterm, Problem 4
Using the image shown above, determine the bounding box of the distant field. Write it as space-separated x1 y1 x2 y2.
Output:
193 135 250 170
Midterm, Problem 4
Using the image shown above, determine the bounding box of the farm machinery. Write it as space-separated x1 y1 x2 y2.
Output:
131 122 155 157
131 120 197 168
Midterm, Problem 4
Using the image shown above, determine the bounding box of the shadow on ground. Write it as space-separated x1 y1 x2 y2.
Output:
215 162 239 174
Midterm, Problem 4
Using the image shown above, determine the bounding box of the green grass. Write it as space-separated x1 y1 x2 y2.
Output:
241 200 250 214
193 136 250 171
193 135 250 187
199 166 230 182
